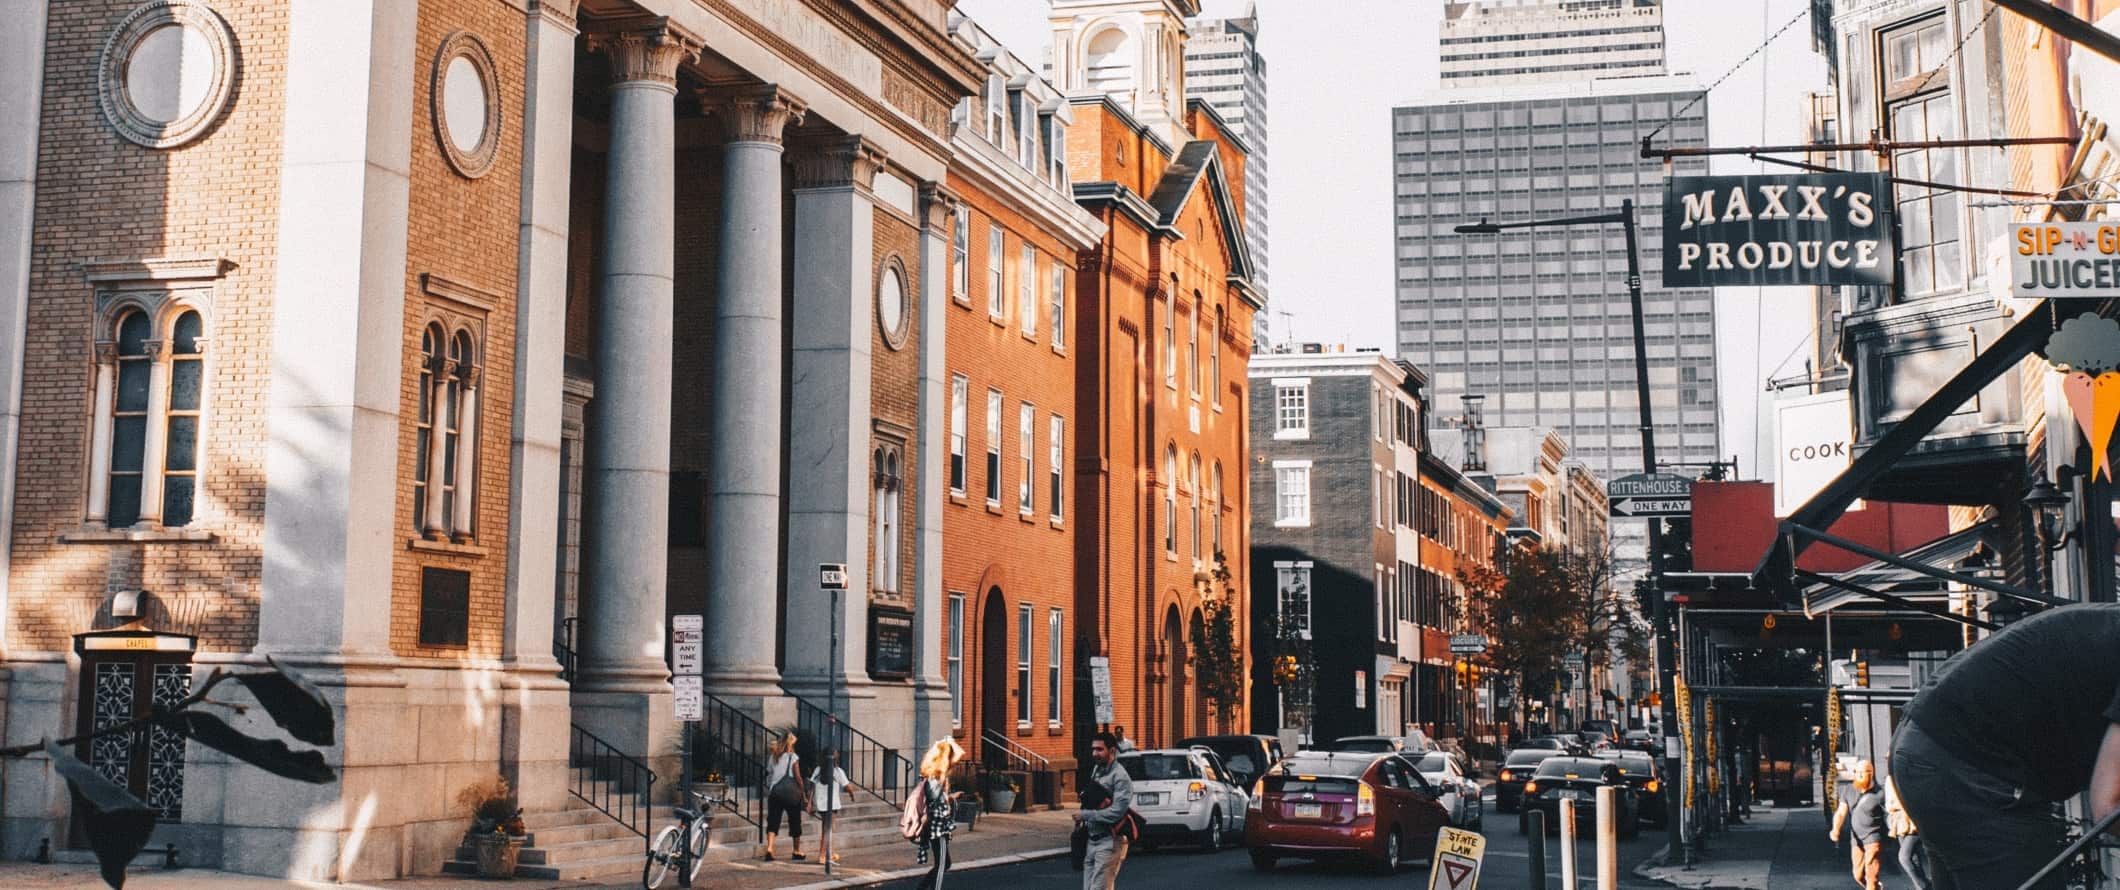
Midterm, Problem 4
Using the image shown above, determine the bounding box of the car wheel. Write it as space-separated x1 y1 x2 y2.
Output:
1374 829 1401 875
1249 850 1277 872
1200 810 1224 851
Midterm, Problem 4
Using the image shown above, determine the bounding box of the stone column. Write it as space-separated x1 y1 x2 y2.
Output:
0 0 47 664
451 368 479 538
781 134 883 713
497 0 577 815
574 17 698 758
134 339 170 525
911 183 958 747
701 84 805 700
421 357 449 537
84 346 115 524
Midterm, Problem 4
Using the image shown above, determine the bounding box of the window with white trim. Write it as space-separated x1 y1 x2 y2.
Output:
948 592 965 727
94 304 212 530
1211 461 1223 555
1210 306 1222 410
1017 603 1033 726
1374 466 1387 529
949 375 967 495
1016 91 1038 167
1275 383 1309 438
413 323 483 540
986 74 1005 145
1047 114 1067 185
986 389 1003 506
1376 565 1389 642
1188 295 1201 397
1018 402 1035 515
1047 608 1063 724
1275 462 1311 526
1048 415 1065 523
1164 445 1179 553
1050 263 1066 350
1163 295 1177 389
952 206 970 304
1188 453 1202 562
872 443 901 594
988 223 1006 320
1020 245 1038 337
1276 561 1313 640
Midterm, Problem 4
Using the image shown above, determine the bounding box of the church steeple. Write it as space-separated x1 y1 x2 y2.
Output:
1048 0 1201 147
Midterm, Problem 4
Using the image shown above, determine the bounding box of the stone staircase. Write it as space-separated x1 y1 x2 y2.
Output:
442 786 909 881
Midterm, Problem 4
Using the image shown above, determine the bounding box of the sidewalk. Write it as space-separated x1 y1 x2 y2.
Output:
1635 806 1914 890
0 810 1076 890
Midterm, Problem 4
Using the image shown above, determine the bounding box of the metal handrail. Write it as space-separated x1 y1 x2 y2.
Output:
567 723 656 855
795 696 917 806
554 617 579 683
692 694 777 842
980 728 1050 772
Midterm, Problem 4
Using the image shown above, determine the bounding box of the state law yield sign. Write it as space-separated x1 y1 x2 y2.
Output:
1609 472 1693 520
1663 173 1894 287
1427 827 1485 890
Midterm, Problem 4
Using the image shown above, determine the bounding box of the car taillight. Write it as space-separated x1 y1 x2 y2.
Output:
1188 782 1206 802
1356 781 1376 816
1646 779 1660 793
1524 781 1540 796
1249 779 1263 811
1499 769 1514 782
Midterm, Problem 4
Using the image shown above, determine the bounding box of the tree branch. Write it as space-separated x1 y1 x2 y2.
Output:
0 668 232 758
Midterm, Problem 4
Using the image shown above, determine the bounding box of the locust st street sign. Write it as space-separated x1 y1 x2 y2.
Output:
1609 472 1693 520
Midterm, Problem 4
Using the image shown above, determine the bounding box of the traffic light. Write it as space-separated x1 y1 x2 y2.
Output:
1657 517 1694 573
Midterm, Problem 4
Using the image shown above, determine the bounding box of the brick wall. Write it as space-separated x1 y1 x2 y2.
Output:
386 0 528 660
10 0 292 654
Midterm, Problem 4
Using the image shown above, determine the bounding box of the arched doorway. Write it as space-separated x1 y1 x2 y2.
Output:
981 589 1009 768
1164 605 1185 748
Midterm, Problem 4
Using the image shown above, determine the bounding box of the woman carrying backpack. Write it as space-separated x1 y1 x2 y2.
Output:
909 737 966 889
762 732 808 862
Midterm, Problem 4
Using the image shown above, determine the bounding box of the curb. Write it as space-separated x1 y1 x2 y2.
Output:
777 847 1070 889
1632 843 1671 881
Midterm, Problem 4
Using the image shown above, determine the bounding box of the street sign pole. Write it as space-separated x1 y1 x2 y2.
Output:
817 564 848 877
671 614 703 887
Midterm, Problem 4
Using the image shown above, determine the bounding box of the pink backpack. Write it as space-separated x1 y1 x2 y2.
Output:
900 783 930 840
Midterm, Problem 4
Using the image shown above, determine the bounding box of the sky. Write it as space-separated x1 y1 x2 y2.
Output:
953 0 1833 482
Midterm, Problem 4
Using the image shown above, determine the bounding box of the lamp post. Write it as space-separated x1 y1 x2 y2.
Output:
1454 198 1685 860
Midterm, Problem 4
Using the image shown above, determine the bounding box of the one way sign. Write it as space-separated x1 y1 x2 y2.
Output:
1427 827 1485 890
1611 497 1690 518
1608 472 1693 520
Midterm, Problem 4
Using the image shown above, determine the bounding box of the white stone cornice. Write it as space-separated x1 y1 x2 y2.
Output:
80 256 235 284
586 16 701 89
948 134 1105 249
704 83 809 146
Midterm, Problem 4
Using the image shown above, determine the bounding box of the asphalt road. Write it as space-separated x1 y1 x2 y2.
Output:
879 794 1673 890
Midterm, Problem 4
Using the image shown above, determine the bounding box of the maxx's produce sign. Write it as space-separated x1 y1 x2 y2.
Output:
1662 173 1894 287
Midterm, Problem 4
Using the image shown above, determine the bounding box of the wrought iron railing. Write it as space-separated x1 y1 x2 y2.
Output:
554 617 579 683
691 694 776 841
980 728 1050 772
567 723 655 854
795 696 916 807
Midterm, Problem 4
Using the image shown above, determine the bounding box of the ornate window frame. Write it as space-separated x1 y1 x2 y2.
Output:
876 254 911 351
431 31 502 179
408 274 493 551
98 1 239 149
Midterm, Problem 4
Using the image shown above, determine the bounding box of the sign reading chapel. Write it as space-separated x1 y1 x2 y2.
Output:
1662 173 1895 287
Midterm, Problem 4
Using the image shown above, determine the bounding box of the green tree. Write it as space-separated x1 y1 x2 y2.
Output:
1190 551 1247 726
1460 547 1578 732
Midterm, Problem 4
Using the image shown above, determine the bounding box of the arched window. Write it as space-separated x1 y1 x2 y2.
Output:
414 322 482 540
1211 460 1224 557
873 445 902 594
1188 293 1201 396
90 305 209 529
1084 27 1134 100
1164 445 1177 555
1211 306 1223 409
1189 453 1202 562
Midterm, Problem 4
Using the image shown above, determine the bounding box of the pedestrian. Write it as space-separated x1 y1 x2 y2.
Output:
1828 759 1885 890
1885 772 1932 890
810 751 856 865
912 737 966 890
1891 603 2120 890
1114 725 1135 753
762 731 807 862
1075 731 1133 890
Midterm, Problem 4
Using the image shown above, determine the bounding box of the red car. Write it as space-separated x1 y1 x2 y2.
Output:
1243 751 1451 875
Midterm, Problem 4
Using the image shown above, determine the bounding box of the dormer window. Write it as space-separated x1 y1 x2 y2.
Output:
1016 91 1037 167
986 74 1006 146
1046 115 1067 186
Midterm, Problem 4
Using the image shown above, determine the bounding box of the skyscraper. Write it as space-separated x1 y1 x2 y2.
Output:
1394 0 1716 567
1440 0 1667 89
1185 8 1270 346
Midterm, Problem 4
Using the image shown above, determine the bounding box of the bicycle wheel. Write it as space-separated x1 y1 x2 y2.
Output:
643 824 682 889
686 818 712 883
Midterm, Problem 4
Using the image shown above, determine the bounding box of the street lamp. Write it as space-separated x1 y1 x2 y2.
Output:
1453 197 1686 858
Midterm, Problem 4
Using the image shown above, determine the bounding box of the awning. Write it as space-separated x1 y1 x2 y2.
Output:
1800 520 2000 615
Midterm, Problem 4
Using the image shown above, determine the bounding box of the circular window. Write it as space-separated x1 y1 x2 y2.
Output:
432 32 500 178
99 2 237 149
877 259 910 350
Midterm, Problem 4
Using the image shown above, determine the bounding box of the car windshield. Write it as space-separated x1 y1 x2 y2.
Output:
1333 738 1396 753
1612 754 1655 775
1535 758 1608 779
1264 772 1361 796
1506 750 1558 767
1416 752 1452 772
1119 754 1197 782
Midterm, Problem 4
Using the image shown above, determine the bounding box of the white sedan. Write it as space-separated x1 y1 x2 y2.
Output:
1116 748 1248 851
1413 750 1484 829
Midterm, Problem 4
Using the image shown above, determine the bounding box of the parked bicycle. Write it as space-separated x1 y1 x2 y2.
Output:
644 788 737 889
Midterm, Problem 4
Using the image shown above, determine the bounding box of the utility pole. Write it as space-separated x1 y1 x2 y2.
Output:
1454 197 1686 861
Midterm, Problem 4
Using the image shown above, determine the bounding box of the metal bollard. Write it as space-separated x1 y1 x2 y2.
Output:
1560 797 1578 889
1596 786 1618 890
1527 809 1547 886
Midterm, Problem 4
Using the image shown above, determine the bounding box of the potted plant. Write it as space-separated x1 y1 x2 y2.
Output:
455 775 527 878
982 772 1019 814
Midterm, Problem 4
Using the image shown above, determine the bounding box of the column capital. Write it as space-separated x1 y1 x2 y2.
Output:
918 181 963 233
586 16 700 89
94 341 117 364
788 134 887 191
702 83 808 146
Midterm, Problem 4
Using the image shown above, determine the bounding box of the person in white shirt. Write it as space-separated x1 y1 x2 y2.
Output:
811 753 856 864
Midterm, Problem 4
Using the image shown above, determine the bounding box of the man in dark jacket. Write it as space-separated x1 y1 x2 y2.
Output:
1891 603 2120 889
1074 732 1133 890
